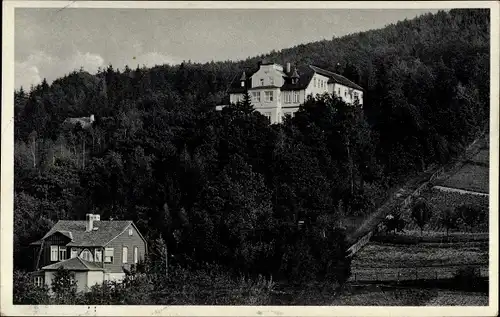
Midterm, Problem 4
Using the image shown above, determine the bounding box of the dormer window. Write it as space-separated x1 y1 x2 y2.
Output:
128 228 133 236
80 249 94 262
260 78 264 86
269 77 274 85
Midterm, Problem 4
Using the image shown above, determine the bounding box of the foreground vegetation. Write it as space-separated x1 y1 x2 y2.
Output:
13 9 490 302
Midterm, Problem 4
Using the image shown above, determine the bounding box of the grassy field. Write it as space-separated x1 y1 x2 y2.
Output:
352 242 488 269
470 149 489 165
331 285 488 306
440 163 489 193
424 291 489 305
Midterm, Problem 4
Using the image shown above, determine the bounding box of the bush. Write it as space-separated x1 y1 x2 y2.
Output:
453 266 482 290
13 270 50 305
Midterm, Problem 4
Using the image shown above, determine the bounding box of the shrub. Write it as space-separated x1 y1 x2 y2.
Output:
13 270 50 305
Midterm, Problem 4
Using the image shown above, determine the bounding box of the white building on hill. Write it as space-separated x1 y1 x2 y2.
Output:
217 61 364 124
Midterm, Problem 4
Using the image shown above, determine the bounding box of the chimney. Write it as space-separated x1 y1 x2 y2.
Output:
286 62 291 73
86 214 100 231
86 214 93 232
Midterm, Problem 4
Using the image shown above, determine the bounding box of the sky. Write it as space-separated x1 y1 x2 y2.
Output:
14 8 441 90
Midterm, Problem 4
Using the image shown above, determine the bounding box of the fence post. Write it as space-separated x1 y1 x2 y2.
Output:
354 273 357 282
397 271 400 283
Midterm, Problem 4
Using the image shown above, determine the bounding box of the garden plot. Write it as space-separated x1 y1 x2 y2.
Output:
352 243 488 269
399 188 489 233
439 163 489 194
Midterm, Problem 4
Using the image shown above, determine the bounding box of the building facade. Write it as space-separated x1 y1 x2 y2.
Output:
30 214 147 293
221 61 364 124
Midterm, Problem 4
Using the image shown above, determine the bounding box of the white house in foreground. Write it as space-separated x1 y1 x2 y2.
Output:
217 61 364 124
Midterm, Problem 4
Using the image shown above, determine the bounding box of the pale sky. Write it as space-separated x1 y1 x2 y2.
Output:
14 8 440 90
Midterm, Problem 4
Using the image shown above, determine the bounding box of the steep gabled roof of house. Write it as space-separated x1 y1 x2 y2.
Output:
31 220 134 247
41 257 105 271
309 65 364 91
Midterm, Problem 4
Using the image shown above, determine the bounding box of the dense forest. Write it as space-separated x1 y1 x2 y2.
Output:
13 9 490 302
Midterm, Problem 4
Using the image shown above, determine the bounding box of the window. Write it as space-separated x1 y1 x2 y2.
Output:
128 228 133 236
252 91 260 102
104 248 114 263
134 246 139 264
34 276 43 287
264 112 271 122
264 91 274 102
240 81 245 87
344 91 347 97
284 92 291 104
80 249 94 262
58 247 67 261
122 247 128 264
314 78 317 87
50 246 58 261
269 77 274 85
260 78 264 86
354 92 359 103
293 91 300 103
95 249 103 262
70 248 79 258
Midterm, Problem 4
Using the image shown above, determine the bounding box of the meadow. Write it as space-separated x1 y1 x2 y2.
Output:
439 163 489 194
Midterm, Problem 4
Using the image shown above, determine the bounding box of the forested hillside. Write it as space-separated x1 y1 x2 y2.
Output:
13 8 489 289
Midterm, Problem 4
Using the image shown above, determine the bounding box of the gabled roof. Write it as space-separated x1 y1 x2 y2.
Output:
309 65 364 91
41 257 105 271
31 220 134 247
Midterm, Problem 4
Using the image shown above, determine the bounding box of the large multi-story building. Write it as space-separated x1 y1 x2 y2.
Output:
217 61 364 124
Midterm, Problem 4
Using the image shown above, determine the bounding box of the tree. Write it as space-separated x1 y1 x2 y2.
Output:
456 204 480 232
51 267 78 303
411 198 433 235
439 208 459 236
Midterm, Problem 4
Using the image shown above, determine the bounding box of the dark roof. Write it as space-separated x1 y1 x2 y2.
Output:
41 257 105 271
309 65 364 91
32 220 134 247
281 66 315 91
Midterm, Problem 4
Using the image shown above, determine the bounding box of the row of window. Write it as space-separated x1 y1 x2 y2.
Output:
313 77 327 89
50 246 139 264
283 91 300 103
251 91 274 102
262 111 296 123
258 77 274 86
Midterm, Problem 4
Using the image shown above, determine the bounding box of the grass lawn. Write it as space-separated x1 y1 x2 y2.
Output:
424 291 489 306
352 242 488 269
440 163 489 194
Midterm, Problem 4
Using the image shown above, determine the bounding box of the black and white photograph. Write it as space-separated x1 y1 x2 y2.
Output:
1 1 498 316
